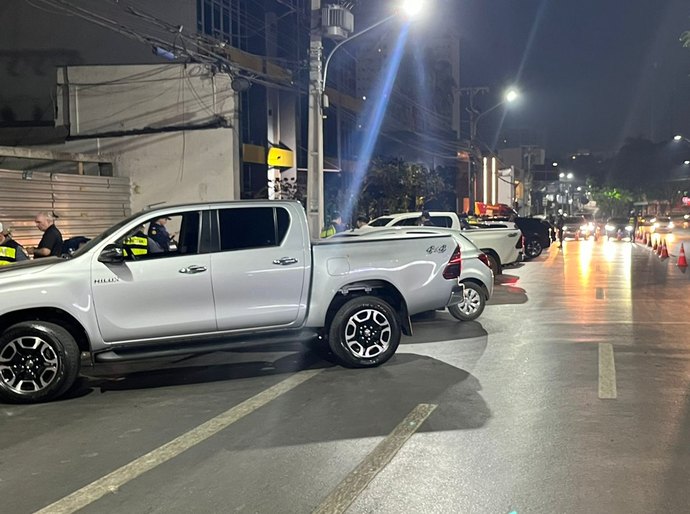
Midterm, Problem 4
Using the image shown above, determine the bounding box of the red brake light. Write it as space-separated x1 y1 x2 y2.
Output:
443 245 462 279
478 253 491 269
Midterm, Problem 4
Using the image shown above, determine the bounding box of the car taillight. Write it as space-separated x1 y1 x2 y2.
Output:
443 245 462 279
478 253 491 269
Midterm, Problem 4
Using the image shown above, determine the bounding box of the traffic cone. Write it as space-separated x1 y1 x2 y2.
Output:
660 240 669 259
657 239 663 256
678 243 688 268
646 233 652 247
653 239 658 251
575 231 580 241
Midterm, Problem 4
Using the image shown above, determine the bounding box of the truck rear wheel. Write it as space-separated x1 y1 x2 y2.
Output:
328 296 401 368
0 322 80 404
448 282 486 321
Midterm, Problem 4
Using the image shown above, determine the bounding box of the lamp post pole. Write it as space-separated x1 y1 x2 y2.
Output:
306 0 325 239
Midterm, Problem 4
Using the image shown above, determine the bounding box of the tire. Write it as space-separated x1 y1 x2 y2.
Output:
328 296 401 368
524 238 543 259
448 282 486 322
486 254 501 276
0 321 80 404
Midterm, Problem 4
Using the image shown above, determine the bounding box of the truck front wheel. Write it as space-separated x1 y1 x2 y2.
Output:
328 296 401 368
0 322 80 404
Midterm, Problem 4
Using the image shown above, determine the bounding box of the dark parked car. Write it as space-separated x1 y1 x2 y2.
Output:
478 216 551 258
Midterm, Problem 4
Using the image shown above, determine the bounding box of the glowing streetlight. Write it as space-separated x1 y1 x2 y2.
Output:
567 172 574 179
401 0 425 18
559 172 565 179
684 160 690 166
505 88 519 103
674 134 683 141
552 162 559 167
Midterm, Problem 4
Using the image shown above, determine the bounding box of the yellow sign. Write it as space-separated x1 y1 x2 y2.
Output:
267 147 294 168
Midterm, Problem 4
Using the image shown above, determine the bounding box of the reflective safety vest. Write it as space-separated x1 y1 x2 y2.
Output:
123 235 148 257
320 225 336 238
0 245 17 266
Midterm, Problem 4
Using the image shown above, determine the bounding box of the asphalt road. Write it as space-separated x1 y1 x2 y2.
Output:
2 229 690 514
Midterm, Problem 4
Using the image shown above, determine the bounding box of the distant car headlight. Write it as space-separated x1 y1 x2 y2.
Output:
605 224 614 231
653 222 660 228
625 225 633 231
684 214 689 220
669 221 674 228
580 225 588 231
587 222 595 230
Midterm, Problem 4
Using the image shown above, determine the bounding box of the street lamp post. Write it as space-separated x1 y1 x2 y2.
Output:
306 2 423 238
465 88 519 214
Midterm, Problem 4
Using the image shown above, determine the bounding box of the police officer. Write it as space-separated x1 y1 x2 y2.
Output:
0 223 28 265
123 225 149 259
148 216 172 251
320 212 345 238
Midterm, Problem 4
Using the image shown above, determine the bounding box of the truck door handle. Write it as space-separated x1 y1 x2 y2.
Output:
273 257 298 266
179 265 207 274
508 232 519 237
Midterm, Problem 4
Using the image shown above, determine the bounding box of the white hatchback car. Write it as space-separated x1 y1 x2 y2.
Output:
337 226 494 321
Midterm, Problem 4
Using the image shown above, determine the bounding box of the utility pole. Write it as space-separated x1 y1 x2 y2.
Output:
461 86 488 215
306 0 324 239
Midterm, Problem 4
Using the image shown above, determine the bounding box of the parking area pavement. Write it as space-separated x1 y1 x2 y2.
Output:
3 230 690 513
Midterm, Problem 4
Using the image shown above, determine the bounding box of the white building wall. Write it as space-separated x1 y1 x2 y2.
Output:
48 63 240 210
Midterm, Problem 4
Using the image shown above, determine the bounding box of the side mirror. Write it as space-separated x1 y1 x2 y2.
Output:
98 244 125 264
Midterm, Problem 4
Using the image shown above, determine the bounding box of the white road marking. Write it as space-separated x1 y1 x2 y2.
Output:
598 343 617 399
546 321 690 325
34 369 323 514
313 403 437 514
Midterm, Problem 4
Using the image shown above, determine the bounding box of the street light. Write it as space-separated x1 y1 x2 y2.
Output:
674 134 684 141
306 1 424 237
466 87 520 213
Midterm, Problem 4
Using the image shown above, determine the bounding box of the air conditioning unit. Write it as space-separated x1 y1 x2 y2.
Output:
322 4 354 40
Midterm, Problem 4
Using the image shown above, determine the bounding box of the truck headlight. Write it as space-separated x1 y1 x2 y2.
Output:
669 221 674 228
580 225 587 231
625 225 633 231
605 224 614 231
653 222 660 228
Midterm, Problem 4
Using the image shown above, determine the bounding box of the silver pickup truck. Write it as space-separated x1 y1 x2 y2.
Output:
0 201 465 403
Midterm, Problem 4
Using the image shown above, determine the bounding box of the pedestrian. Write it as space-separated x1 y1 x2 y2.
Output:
417 210 434 226
0 223 29 265
320 211 345 238
148 216 173 251
355 215 369 229
555 211 565 248
32 212 63 258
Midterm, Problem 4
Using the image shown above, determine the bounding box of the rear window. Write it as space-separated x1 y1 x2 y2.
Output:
369 217 393 227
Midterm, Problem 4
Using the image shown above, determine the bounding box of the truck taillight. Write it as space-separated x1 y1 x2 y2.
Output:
443 245 462 279
478 253 491 269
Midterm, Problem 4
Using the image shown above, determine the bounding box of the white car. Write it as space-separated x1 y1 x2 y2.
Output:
338 226 494 321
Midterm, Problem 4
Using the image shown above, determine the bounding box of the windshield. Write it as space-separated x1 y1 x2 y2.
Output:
608 218 629 224
71 211 144 257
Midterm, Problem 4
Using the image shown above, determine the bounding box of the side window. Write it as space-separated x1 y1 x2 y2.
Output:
219 207 290 251
120 211 200 261
394 218 418 227
430 217 452 228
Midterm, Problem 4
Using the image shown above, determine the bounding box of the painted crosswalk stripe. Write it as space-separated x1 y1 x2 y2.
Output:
313 403 437 514
598 343 617 399
34 369 323 514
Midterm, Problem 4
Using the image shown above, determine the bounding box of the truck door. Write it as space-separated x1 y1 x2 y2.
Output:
211 206 308 331
91 210 217 342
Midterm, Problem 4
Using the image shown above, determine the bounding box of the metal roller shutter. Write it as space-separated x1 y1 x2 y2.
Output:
0 169 131 247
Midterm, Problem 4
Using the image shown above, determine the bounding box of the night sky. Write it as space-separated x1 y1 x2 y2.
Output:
441 0 690 155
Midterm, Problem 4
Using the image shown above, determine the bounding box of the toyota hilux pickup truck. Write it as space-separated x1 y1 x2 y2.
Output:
0 201 465 403
367 211 522 275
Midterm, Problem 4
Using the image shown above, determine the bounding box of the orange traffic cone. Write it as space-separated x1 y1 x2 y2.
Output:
653 239 658 251
646 233 652 247
660 240 669 259
657 239 663 256
678 243 688 268
575 231 580 241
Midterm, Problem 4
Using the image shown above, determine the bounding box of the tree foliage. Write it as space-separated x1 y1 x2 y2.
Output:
589 186 634 218
353 158 455 219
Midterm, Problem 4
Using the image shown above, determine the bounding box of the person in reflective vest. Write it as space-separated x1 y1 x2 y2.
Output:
123 226 149 259
0 222 28 265
320 212 345 238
